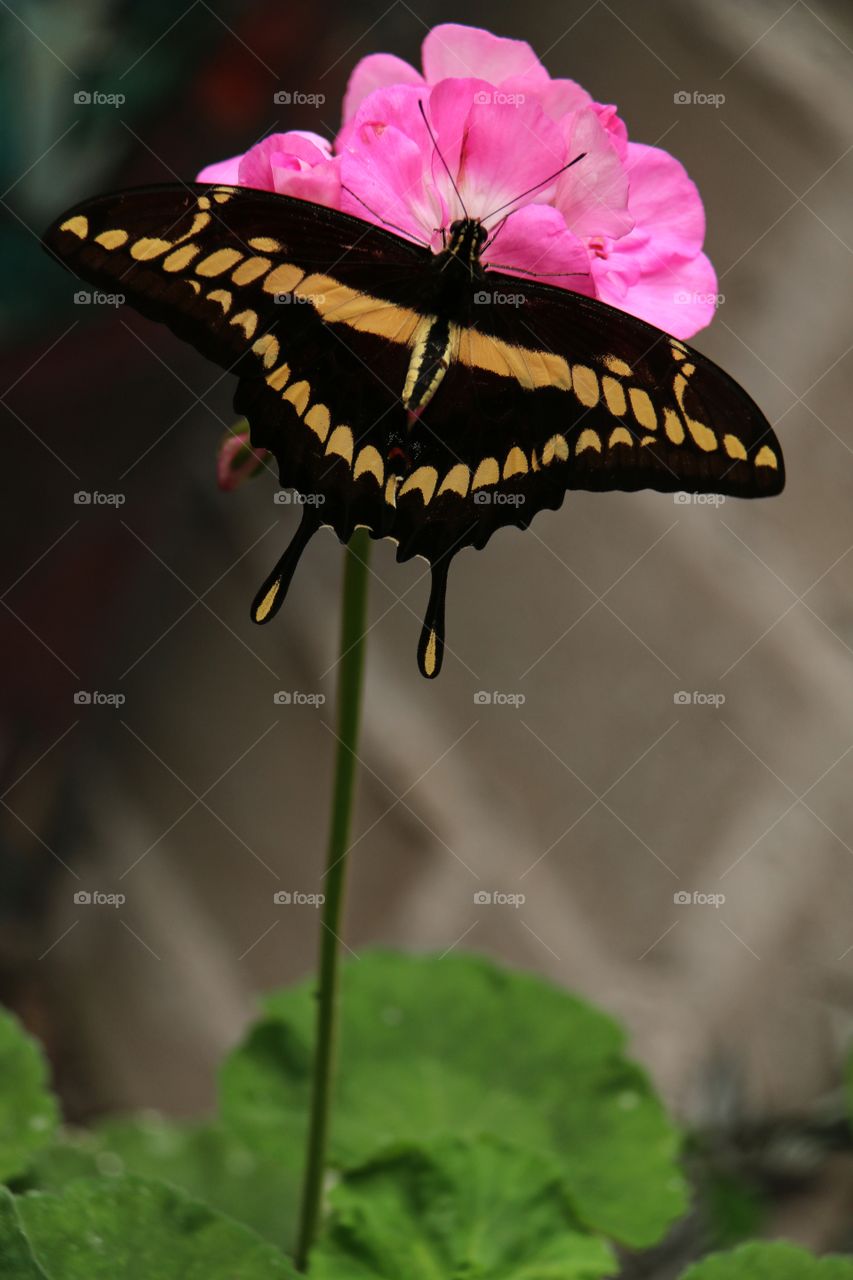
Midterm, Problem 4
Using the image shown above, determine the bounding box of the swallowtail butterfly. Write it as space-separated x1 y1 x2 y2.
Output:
44 183 784 678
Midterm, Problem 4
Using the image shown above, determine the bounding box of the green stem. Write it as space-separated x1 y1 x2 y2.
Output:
294 527 371 1272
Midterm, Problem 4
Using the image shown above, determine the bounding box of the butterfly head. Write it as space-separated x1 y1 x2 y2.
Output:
446 218 488 266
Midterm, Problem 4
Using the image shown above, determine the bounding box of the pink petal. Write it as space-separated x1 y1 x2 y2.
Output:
622 141 706 260
536 76 594 120
340 90 444 244
593 249 719 339
554 108 633 240
592 103 629 161
196 155 243 184
239 132 341 205
483 204 594 295
422 23 548 87
342 52 423 124
427 78 568 225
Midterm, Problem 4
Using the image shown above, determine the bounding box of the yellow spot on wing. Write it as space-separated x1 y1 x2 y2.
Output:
503 446 528 479
608 426 633 448
326 425 354 464
207 289 232 312
230 309 258 338
232 256 272 286
438 464 470 496
283 381 310 416
602 375 627 417
423 630 438 676
304 403 331 443
604 355 633 377
755 445 778 469
162 243 200 271
131 237 172 261
629 387 657 431
263 263 306 296
674 372 717 451
454 327 571 390
576 429 602 454
573 365 599 407
353 446 384 483
542 435 568 465
399 466 438 504
266 363 291 391
253 580 281 622
385 476 399 507
663 407 685 444
249 236 281 251
175 211 211 242
196 248 244 277
471 457 500 489
253 335 280 369
94 229 128 249
724 434 747 460
60 215 88 238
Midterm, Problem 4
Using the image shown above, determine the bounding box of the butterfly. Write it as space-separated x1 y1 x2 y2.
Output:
44 181 784 678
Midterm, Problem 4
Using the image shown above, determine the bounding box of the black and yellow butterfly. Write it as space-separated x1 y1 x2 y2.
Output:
44 182 784 678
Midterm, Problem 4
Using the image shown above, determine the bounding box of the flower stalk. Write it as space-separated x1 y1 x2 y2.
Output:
294 527 371 1271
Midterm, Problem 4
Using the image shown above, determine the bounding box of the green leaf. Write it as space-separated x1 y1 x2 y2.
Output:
0 1009 59 1184
13 1175 298 1278
312 1136 616 1280
680 1242 853 1279
221 949 686 1247
28 1115 301 1254
0 1189 47 1278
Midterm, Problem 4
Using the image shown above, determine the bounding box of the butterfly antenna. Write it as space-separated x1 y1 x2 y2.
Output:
340 184 430 247
418 99 469 220
481 151 586 224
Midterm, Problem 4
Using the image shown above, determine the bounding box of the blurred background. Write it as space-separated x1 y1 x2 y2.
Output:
2 0 853 1263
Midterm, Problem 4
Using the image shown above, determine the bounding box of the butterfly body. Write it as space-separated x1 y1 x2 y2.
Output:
43 183 784 678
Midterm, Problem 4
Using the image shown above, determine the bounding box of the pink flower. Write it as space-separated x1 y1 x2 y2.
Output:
216 426 270 492
196 22 718 339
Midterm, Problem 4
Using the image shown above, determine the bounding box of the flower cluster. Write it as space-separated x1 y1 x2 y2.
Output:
200 23 717 340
